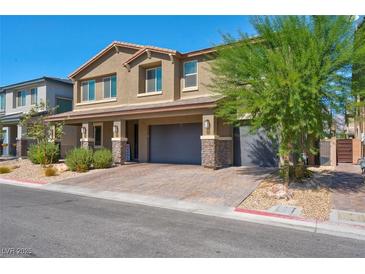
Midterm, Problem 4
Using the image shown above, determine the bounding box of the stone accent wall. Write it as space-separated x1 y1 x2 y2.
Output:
217 139 233 167
80 140 94 150
16 139 28 158
112 139 127 164
201 138 233 169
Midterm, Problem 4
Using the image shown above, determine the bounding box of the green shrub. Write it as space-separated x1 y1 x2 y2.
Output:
44 166 57 176
93 149 113 169
65 148 93 172
28 142 60 165
0 166 12 174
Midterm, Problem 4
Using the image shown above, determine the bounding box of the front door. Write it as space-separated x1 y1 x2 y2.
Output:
134 123 139 160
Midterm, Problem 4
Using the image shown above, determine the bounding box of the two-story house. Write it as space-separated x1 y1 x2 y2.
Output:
47 41 278 169
0 77 73 157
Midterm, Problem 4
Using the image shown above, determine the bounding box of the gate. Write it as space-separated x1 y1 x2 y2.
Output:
336 139 353 163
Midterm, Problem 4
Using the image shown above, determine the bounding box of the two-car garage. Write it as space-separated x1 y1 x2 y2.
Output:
147 122 278 167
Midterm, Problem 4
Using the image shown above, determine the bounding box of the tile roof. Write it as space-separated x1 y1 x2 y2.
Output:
68 40 215 79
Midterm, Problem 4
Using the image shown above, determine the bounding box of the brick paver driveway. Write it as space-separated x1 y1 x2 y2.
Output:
316 163 365 213
56 163 275 207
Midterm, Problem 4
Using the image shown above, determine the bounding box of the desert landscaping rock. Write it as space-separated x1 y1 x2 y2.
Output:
239 179 332 221
0 159 112 183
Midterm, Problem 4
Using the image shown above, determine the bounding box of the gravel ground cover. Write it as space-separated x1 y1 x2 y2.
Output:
239 174 332 221
0 159 111 183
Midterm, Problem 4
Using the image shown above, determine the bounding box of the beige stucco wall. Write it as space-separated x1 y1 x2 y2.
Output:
60 125 81 158
180 55 215 100
102 121 113 150
72 45 216 112
217 118 233 137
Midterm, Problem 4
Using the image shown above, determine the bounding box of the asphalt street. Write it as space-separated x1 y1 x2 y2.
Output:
1 184 364 257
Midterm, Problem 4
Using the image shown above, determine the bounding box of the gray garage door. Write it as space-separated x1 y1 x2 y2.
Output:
234 126 279 167
149 123 202 165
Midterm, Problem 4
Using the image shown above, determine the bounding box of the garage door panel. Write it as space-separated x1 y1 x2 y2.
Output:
149 123 202 165
234 126 279 167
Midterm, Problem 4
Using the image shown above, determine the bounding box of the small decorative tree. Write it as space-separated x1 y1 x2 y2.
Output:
212 16 365 183
20 101 64 166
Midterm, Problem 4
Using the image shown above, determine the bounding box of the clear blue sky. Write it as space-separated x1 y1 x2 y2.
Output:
0 16 255 86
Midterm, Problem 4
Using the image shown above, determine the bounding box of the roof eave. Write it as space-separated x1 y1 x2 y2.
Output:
46 101 217 122
0 77 46 90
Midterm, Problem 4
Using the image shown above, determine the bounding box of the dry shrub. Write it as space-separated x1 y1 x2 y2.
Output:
0 166 12 174
44 166 57 177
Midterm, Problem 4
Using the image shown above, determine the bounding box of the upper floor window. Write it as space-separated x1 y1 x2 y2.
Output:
103 75 117 99
146 67 162 93
31 88 38 105
183 60 198 90
17 90 26 107
81 80 95 101
0 93 5 111
56 97 72 114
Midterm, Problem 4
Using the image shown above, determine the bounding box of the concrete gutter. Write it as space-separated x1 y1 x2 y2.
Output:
1 178 365 241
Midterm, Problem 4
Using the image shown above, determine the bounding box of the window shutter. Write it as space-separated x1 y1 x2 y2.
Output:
156 67 162 91
111 75 117 97
89 80 95 100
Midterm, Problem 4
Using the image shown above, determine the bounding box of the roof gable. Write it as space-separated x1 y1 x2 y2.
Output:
69 41 143 79
69 41 180 79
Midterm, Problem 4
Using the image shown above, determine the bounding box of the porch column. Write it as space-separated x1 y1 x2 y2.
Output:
201 115 233 169
16 124 28 157
111 120 127 165
80 122 94 150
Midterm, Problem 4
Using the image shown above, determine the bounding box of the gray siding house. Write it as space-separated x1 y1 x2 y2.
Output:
0 77 73 157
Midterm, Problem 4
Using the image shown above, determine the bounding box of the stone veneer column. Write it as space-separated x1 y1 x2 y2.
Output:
16 139 28 158
16 124 28 157
80 122 94 150
111 120 127 165
201 136 233 169
112 138 127 164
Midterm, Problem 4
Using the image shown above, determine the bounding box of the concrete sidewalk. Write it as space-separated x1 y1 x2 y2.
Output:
1 177 365 242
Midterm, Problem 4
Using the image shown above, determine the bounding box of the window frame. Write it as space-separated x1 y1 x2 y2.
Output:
103 76 111 99
0 93 5 111
93 123 103 148
30 88 38 105
81 80 95 102
145 66 162 93
183 60 198 91
17 90 26 107
102 75 117 99
55 96 72 114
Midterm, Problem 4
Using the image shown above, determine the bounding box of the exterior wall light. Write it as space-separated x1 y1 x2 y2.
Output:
113 125 119 136
204 119 210 129
81 127 86 138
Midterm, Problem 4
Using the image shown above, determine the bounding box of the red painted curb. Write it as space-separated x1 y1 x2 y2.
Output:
0 177 47 185
234 207 311 222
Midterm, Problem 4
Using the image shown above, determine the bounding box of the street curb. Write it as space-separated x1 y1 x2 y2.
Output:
0 177 48 187
234 207 308 221
1 179 365 241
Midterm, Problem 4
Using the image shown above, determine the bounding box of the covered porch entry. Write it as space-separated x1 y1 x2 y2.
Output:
64 112 233 169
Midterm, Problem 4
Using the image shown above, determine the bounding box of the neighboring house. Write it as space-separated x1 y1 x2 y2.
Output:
47 41 278 168
0 77 73 157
